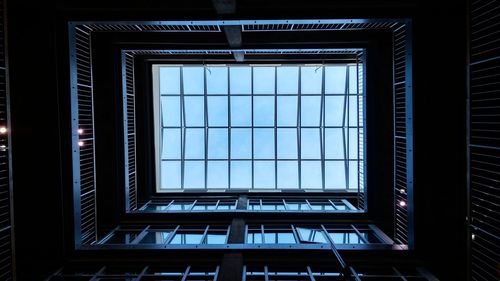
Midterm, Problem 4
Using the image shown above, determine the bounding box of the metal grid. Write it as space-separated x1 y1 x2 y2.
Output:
156 64 364 191
0 0 14 279
122 52 137 211
69 24 97 245
392 23 412 246
468 0 500 279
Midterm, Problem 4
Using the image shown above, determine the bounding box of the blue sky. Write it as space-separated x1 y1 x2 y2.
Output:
159 65 362 190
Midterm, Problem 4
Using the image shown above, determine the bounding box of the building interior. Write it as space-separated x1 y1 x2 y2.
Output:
0 0 498 280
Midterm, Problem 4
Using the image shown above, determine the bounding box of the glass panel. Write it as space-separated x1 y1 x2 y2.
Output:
247 231 263 244
230 67 251 94
161 161 181 189
286 201 310 211
183 67 204 95
349 65 358 94
169 233 204 244
301 128 321 159
254 128 274 159
207 161 228 189
207 96 228 126
349 160 359 190
230 161 252 189
161 96 181 126
208 128 228 159
309 202 335 211
261 202 285 211
325 66 346 94
184 96 205 126
277 96 298 126
253 96 275 126
325 96 345 126
192 202 217 211
183 161 205 189
185 128 205 159
349 96 359 127
231 96 251 126
231 128 252 159
328 232 364 244
349 128 359 159
301 96 321 126
253 67 275 94
264 232 296 244
277 161 298 189
301 161 322 189
138 231 171 244
301 66 323 94
296 228 327 243
254 161 275 189
160 67 180 95
203 233 227 244
358 231 382 243
277 66 299 94
168 201 194 211
325 128 345 160
162 129 181 159
217 202 236 210
206 66 228 95
325 161 346 189
277 128 298 159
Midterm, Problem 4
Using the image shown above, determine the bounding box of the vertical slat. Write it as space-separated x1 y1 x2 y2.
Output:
70 24 97 245
468 1 500 279
0 0 14 279
122 52 137 211
393 22 413 247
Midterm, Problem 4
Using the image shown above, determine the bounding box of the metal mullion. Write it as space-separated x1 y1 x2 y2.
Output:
328 199 338 211
200 225 210 244
393 267 408 281
180 266 191 281
215 199 220 209
189 200 197 211
291 224 301 244
320 224 348 272
165 199 175 210
97 226 120 244
343 66 350 190
138 200 152 211
135 266 148 281
165 225 181 244
242 265 247 281
350 224 369 244
181 68 187 190
341 199 357 211
213 266 220 281
204 67 208 189
349 267 362 281
227 66 232 190
224 226 231 243
320 65 326 190
261 224 265 243
305 199 313 210
298 66 302 189
283 199 288 210
264 266 269 281
251 67 255 189
89 266 106 281
306 266 317 281
131 225 151 244
356 59 362 201
260 199 263 211
274 66 278 189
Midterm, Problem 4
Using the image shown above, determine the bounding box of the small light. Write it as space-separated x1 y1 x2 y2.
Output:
78 128 84 134
399 188 405 194
399 201 406 207
0 145 6 151
0 127 7 134
78 141 84 147
471 233 475 241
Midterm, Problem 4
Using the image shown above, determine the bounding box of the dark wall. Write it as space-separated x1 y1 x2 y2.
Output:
6 0 466 280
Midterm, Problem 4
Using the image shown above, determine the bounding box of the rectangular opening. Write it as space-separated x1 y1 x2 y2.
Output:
152 63 364 193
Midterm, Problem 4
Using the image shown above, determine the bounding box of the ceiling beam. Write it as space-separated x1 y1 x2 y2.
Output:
212 0 236 14
212 0 244 62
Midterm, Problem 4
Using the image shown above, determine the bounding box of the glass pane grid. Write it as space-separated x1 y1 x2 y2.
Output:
158 64 364 191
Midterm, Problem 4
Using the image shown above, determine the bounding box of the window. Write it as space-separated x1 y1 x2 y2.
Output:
153 64 364 192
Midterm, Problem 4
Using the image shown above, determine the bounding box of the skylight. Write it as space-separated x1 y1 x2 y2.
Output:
153 64 364 192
